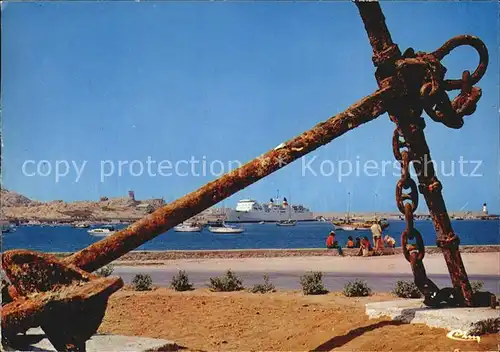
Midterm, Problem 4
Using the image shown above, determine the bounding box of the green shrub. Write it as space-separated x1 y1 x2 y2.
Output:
392 280 422 298
170 270 194 291
94 264 115 277
132 273 153 291
471 280 484 293
209 270 244 292
250 274 276 294
343 279 372 297
300 271 328 295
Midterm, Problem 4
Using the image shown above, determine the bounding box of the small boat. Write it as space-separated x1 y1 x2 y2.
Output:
334 224 370 231
73 222 90 228
276 219 297 226
259 221 265 224
174 223 202 232
0 220 16 232
88 226 116 236
208 222 244 234
0 222 16 233
276 196 297 226
206 219 224 227
333 217 389 231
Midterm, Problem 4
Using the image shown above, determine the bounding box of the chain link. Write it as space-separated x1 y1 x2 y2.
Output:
422 70 482 129
396 35 488 131
356 2 492 308
392 123 458 307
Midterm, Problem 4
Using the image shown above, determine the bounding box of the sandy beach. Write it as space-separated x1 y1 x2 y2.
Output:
99 252 500 350
99 289 499 351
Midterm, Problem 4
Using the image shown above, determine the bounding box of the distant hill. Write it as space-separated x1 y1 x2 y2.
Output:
0 189 165 222
1 189 39 207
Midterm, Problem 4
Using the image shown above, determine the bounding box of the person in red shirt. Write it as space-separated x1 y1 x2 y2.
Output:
326 231 343 255
359 236 373 257
326 231 336 248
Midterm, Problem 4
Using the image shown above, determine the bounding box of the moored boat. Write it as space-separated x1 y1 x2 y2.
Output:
333 218 389 231
208 222 244 234
276 219 297 227
334 223 370 231
0 221 16 233
276 197 297 226
174 223 202 232
88 225 116 236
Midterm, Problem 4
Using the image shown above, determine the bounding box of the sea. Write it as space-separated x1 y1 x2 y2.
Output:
1 220 498 253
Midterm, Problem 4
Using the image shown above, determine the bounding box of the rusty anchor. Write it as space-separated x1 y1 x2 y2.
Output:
2 65 393 352
1 1 493 350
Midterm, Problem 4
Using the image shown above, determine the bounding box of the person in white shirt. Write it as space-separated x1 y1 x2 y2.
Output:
370 220 384 254
384 234 396 248
384 234 396 254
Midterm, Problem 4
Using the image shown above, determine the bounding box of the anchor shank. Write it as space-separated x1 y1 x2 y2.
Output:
400 124 474 306
355 1 401 67
356 0 474 306
66 86 394 273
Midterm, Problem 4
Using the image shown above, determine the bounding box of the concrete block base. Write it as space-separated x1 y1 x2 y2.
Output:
366 299 500 335
3 328 179 352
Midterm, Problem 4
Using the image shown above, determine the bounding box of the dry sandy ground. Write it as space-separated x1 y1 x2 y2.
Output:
99 288 499 351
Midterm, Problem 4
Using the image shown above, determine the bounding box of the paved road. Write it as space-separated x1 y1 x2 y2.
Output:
114 267 499 293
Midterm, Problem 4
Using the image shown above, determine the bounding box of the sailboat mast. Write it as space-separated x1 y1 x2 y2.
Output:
288 196 292 220
347 191 351 222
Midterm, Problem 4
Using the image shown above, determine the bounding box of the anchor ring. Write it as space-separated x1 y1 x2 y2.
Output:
431 35 488 91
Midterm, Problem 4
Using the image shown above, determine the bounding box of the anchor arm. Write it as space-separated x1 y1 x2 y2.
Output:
65 86 395 273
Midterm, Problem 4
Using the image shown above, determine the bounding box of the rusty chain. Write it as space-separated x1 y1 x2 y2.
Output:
388 34 495 307
354 0 494 307
411 35 488 129
393 128 459 307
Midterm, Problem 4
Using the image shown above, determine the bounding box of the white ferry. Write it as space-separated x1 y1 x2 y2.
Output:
226 197 314 223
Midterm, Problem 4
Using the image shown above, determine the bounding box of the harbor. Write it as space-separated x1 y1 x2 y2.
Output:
2 219 499 253
1 189 498 230
2 0 499 350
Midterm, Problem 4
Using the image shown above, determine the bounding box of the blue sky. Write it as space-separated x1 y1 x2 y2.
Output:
2 1 499 213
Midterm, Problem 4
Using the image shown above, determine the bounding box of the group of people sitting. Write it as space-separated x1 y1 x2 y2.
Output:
325 222 396 256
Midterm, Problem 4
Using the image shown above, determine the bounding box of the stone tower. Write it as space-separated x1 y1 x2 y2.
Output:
128 190 136 202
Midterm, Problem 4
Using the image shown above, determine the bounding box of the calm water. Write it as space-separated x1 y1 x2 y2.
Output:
2 220 498 252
